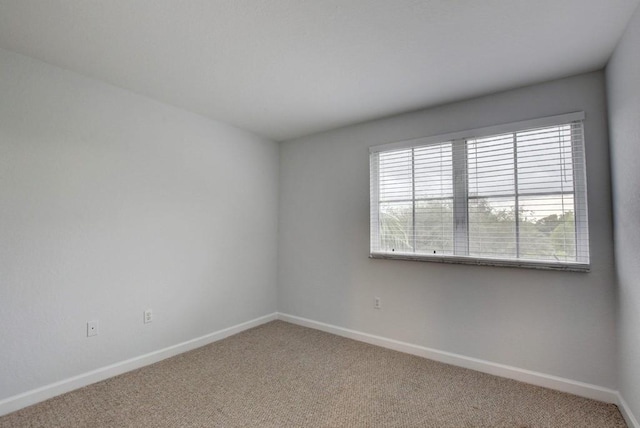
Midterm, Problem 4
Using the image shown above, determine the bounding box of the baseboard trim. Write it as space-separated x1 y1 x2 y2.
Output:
0 312 277 417
277 312 619 404
3 312 634 424
617 393 640 428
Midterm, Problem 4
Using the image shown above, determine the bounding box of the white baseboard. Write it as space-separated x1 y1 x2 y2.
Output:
617 393 640 428
277 312 619 404
0 312 277 417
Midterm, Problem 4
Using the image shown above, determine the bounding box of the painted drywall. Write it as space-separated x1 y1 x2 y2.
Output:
606 3 640 421
278 72 617 388
0 48 279 401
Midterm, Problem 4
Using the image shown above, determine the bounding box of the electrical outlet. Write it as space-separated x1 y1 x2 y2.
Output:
374 297 382 310
87 321 98 337
144 309 152 324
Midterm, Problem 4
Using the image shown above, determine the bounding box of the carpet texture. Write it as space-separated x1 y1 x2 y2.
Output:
0 320 626 427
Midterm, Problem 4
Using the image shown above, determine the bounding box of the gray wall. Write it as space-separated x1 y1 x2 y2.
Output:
0 48 279 401
606 4 640 419
278 71 617 388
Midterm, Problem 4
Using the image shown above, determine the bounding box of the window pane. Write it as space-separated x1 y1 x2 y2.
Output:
379 202 413 253
519 195 576 261
379 149 412 202
415 199 453 255
517 125 574 195
469 197 516 258
468 133 514 197
414 143 453 199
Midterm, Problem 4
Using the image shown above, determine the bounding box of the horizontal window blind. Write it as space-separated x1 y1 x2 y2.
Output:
370 113 589 270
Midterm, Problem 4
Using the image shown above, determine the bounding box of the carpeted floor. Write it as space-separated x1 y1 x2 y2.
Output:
0 320 627 427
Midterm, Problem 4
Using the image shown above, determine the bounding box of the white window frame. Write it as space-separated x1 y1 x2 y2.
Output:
369 112 590 272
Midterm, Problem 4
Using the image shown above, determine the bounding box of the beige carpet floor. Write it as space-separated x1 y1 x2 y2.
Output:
0 320 626 427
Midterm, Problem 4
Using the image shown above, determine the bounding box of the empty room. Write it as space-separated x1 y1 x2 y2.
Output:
1 1 639 427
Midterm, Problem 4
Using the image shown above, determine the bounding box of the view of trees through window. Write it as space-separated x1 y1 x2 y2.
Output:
379 200 575 261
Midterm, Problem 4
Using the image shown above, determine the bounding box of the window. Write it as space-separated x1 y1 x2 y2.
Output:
369 112 589 271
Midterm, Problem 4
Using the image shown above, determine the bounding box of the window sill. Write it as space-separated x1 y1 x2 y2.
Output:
369 252 590 272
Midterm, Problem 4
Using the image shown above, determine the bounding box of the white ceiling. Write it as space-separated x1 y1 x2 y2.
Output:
0 1 638 141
